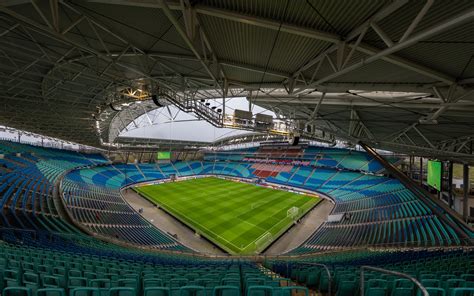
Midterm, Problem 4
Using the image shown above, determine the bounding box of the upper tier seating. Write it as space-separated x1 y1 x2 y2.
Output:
204 146 399 173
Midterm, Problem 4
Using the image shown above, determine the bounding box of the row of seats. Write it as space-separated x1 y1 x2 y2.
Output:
268 248 474 296
62 178 187 251
0 144 107 236
0 242 309 296
203 146 394 173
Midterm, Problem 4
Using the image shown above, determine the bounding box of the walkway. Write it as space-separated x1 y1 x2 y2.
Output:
265 199 334 255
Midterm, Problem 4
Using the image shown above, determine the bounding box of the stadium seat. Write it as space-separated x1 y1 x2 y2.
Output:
36 288 66 296
179 286 206 296
246 286 273 296
144 287 171 296
212 286 240 296
365 287 387 296
70 287 101 296
449 288 474 296
3 287 32 296
109 287 137 296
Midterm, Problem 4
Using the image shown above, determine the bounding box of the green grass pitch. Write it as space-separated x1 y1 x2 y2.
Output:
134 177 321 254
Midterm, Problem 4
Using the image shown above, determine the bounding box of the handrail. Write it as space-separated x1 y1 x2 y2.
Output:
360 265 428 296
301 262 332 296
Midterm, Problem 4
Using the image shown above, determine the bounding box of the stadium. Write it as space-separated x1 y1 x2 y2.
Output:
0 0 473 295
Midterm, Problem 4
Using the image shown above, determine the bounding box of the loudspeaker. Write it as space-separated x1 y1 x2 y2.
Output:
291 136 300 146
152 95 162 107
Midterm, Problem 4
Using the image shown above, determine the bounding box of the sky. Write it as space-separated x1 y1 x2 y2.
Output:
120 97 275 143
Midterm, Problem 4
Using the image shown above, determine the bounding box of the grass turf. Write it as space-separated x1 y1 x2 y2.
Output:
135 177 320 254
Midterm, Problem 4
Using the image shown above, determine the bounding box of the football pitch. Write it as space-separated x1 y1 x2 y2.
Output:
134 177 320 254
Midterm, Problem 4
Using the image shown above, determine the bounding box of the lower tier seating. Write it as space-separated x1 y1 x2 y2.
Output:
268 248 474 296
0 241 306 296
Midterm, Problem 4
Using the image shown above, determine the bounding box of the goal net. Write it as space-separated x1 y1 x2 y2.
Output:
287 206 299 219
255 232 273 249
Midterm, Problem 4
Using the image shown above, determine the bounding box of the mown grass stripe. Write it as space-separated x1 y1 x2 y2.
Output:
135 177 320 254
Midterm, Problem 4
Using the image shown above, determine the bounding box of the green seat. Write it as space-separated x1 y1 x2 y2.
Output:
144 287 171 296
88 279 111 296
246 278 265 289
336 280 357 296
367 279 388 289
109 287 136 296
52 268 66 288
143 279 163 288
246 286 273 296
441 276 456 282
68 277 87 290
212 286 240 296
4 269 21 287
306 269 321 287
38 265 52 275
22 262 36 273
464 282 474 288
3 287 32 296
365 287 387 296
450 287 474 296
317 272 331 293
89 279 111 288
170 279 188 288
444 279 466 294
84 273 98 281
425 288 446 296
117 279 138 290
421 279 440 288
221 279 240 288
391 288 412 296
179 286 206 296
461 275 474 282
42 276 61 288
70 287 101 296
394 279 414 289
37 288 66 296
23 272 40 294
69 271 83 278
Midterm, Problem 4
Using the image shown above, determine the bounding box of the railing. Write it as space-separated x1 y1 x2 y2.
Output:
360 266 429 296
301 262 332 295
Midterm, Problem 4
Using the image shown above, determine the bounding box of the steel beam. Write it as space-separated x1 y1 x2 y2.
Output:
158 0 222 93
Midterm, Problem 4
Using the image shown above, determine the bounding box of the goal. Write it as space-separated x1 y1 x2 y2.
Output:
287 206 299 219
255 232 273 249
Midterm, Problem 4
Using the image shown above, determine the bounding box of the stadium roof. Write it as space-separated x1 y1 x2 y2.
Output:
0 0 474 161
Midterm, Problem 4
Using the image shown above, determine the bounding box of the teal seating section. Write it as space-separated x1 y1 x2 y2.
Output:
0 242 312 296
268 248 474 296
